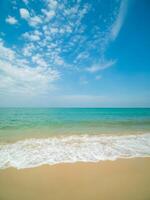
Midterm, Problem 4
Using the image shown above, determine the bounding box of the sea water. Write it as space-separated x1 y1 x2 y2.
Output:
0 108 150 169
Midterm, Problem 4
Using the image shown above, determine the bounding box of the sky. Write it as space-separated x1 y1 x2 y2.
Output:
0 0 150 107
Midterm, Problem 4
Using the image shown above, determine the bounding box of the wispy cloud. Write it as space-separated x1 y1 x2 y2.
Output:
110 0 128 41
18 0 128 74
1 0 129 100
85 0 128 73
86 60 116 73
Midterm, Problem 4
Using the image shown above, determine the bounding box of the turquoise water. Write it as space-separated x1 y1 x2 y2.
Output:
0 108 150 142
0 108 150 169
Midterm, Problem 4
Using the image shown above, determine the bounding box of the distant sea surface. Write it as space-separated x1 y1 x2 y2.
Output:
0 108 150 141
0 108 150 169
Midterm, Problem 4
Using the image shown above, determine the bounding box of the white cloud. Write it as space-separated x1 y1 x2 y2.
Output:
0 0 131 106
0 40 60 96
32 54 48 67
54 56 64 65
22 0 29 4
0 41 15 61
86 60 116 73
47 0 57 10
50 27 59 34
29 16 42 26
18 0 127 79
20 8 42 27
0 59 58 95
34 30 42 36
20 8 30 19
42 9 55 21
19 0 118 77
23 32 40 41
110 0 128 41
22 43 34 57
5 16 18 25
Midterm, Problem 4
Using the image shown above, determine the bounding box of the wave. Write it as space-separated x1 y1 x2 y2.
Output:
0 134 150 169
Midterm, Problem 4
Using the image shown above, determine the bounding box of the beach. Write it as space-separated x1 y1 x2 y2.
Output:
0 158 150 200
0 108 150 199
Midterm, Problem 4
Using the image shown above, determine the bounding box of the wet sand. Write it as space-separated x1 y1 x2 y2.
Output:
0 158 150 200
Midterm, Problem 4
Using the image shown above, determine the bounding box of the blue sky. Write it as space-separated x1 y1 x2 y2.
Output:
0 0 150 107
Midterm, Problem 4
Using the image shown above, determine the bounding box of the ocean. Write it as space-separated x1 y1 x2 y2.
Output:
0 108 150 169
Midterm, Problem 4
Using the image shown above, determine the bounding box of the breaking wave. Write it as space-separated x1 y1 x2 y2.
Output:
0 134 150 169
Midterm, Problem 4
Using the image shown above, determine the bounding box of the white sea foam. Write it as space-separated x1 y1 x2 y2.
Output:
0 134 150 169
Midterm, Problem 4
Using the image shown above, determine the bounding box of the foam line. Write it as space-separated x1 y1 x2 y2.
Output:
0 134 150 169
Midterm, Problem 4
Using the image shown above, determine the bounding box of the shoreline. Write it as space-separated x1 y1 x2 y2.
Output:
0 157 150 200
1 156 150 170
1 133 150 169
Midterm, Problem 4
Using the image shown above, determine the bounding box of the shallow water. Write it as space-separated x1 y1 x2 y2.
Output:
0 108 150 142
0 108 150 169
0 134 150 169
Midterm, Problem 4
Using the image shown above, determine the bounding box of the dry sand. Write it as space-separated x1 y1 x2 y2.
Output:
0 158 150 200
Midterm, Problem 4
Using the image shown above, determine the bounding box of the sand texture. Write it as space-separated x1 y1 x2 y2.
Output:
0 158 150 200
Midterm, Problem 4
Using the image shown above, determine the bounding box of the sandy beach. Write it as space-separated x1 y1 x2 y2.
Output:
0 158 150 200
